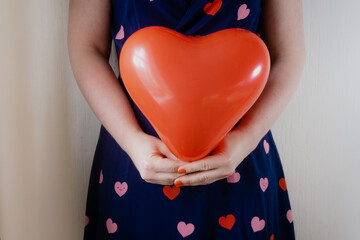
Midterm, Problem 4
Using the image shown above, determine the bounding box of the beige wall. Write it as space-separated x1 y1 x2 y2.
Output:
0 0 359 239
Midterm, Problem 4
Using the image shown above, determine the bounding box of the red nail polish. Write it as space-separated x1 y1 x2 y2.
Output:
178 169 186 174
175 180 184 187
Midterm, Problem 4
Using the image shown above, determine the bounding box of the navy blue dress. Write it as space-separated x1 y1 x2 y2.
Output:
83 0 296 239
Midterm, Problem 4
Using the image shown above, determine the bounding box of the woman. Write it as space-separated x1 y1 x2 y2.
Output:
68 0 305 239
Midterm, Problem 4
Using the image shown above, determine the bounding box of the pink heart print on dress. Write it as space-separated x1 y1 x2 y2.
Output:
106 218 118 234
99 170 103 184
116 25 124 40
85 216 89 227
287 209 293 223
237 4 250 20
177 221 195 238
227 171 241 183
114 181 128 197
259 177 269 192
263 139 270 154
251 216 265 232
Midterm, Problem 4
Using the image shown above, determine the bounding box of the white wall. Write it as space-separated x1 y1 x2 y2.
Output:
272 0 360 239
0 0 359 239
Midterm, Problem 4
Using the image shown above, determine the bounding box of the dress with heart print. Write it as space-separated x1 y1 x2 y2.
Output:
83 0 296 239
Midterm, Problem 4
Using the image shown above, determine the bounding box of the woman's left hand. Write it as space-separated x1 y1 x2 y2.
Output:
173 128 258 187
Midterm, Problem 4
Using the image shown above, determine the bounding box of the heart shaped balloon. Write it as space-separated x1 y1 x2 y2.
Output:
119 26 270 162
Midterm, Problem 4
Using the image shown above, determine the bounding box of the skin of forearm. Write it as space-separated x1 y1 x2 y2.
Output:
70 50 143 153
230 57 305 149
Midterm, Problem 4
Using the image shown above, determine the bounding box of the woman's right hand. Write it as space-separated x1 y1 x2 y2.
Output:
124 131 189 186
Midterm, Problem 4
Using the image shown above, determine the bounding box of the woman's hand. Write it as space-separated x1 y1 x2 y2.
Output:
173 129 258 187
125 131 189 185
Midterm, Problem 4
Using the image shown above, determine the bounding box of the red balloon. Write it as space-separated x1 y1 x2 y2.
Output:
119 26 270 162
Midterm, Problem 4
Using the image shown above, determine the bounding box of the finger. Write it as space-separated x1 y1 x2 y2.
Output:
144 172 187 185
151 155 189 173
176 155 224 174
157 140 180 161
174 168 226 187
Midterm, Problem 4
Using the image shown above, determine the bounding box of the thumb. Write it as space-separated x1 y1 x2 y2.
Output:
157 141 180 161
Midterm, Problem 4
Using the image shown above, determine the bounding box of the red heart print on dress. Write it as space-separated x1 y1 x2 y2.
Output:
163 185 180 200
279 178 287 191
204 0 222 16
218 214 235 230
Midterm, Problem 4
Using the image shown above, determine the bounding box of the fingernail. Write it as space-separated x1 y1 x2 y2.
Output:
175 180 184 187
177 168 186 174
